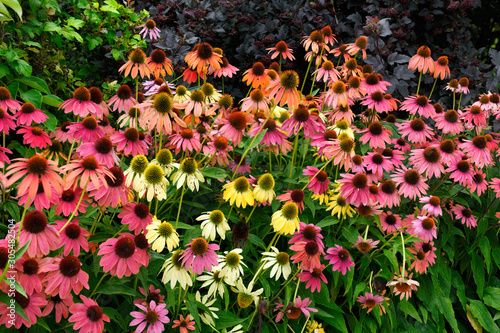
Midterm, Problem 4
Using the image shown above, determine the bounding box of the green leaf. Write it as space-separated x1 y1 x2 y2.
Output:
436 295 459 333
0 291 30 322
14 280 26 298
214 310 247 330
176 222 195 229
248 234 266 250
14 240 31 262
20 89 42 109
185 300 201 331
353 282 366 306
101 5 119 14
315 308 348 333
471 252 485 299
15 76 49 94
478 236 491 274
44 112 57 132
4 201 20 222
14 59 32 77
43 22 61 32
0 64 10 78
0 2 12 21
243 129 267 151
484 287 500 310
36 317 52 331
87 38 102 50
201 167 228 179
2 0 22 20
316 216 339 228
284 283 292 309
138 266 148 292
469 299 500 333
96 284 142 297
67 17 85 29
399 299 422 323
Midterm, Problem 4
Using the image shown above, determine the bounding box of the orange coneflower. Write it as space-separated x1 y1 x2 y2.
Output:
147 49 173 78
185 42 222 74
266 41 295 61
119 48 152 79
433 56 450 80
346 36 368 59
408 46 435 74
267 70 301 110
301 30 325 54
321 25 337 46
242 62 270 89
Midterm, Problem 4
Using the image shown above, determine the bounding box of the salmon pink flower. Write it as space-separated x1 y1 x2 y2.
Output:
17 210 61 257
420 196 443 217
67 116 105 143
313 60 340 82
52 187 88 216
267 40 295 60
119 203 153 235
119 48 152 79
398 118 434 144
0 292 46 329
392 167 429 200
359 121 392 149
0 87 21 113
338 172 372 206
433 56 450 79
59 87 101 117
54 219 89 256
99 233 148 278
303 166 330 195
267 70 301 110
401 95 436 118
14 102 48 126
408 45 435 74
108 85 137 113
17 126 52 148
181 237 220 274
469 169 487 196
297 264 327 293
408 241 437 274
0 107 16 134
68 295 110 333
277 189 305 213
111 128 149 156
274 296 318 322
211 57 239 78
357 292 386 314
281 104 325 138
459 135 493 168
387 271 419 300
88 166 130 208
42 295 74 323
379 211 402 234
290 240 324 270
410 146 444 179
361 91 394 112
172 314 195 333
76 137 118 168
361 73 392 95
15 256 51 294
411 216 437 242
447 159 474 186
63 156 114 190
42 256 90 298
451 205 477 228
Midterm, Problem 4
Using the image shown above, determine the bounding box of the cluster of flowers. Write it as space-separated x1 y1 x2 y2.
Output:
0 18 499 332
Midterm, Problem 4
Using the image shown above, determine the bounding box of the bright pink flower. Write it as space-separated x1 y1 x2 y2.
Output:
447 159 474 186
138 20 161 39
266 41 295 60
408 46 435 73
469 169 488 196
360 91 394 112
181 237 220 275
462 105 486 128
42 256 90 298
130 301 170 333
408 241 437 274
274 296 318 322
108 85 137 113
0 87 21 113
352 236 380 253
325 245 355 275
451 205 477 228
303 166 330 195
52 187 89 216
67 116 105 143
134 285 166 305
392 166 429 200
60 87 102 117
433 109 463 135
297 264 327 293
277 189 305 213
378 179 400 208
14 102 48 126
401 95 436 118
313 60 340 82
202 136 233 167
359 121 392 149
459 136 493 168
363 152 393 174
54 121 74 143
16 210 60 257
98 233 147 278
17 181 52 211
338 173 372 206
119 203 153 235
42 294 74 323
17 126 51 148
68 295 110 333
216 111 249 146
168 128 201 154
281 105 325 138
54 219 89 256
110 128 149 156
289 222 324 247
76 137 119 168
411 216 437 242
420 196 443 217
392 137 411 153
15 256 52 294
435 139 462 167
357 292 386 314
62 156 114 190
398 118 434 144
410 147 444 179
0 292 46 329
88 167 130 208
361 73 391 95
290 241 324 270
0 107 16 134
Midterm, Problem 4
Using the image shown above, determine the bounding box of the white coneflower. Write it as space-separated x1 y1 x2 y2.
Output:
197 269 226 298
171 157 205 192
160 249 192 289
196 210 230 241
186 291 219 327
231 278 263 309
137 164 169 201
218 249 247 285
261 246 292 280
150 148 175 177
146 217 179 252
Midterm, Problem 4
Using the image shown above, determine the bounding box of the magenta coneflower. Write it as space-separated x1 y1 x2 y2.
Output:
68 295 110 333
15 256 51 294
434 109 463 135
459 136 493 168
63 155 114 190
217 111 248 146
17 126 52 149
290 240 324 270
359 121 392 149
119 203 152 235
462 105 486 129
54 219 89 256
420 196 442 217
88 166 130 208
109 85 137 113
408 46 435 74
0 87 21 114
17 210 60 257
363 152 393 174
398 118 434 144
338 173 372 206
457 77 470 94
303 166 330 195
297 264 327 293
111 128 149 156
99 233 147 278
392 166 429 200
401 95 436 118
447 159 474 186
392 138 411 153
378 179 400 208
408 241 437 274
281 104 325 138
274 296 318 322
361 74 391 95
60 87 101 117
387 271 420 300
325 245 355 275
53 187 89 216
130 301 170 333
181 237 220 274
139 19 161 39
76 137 118 168
0 292 46 329
411 216 437 242
168 128 201 154
360 91 394 112
67 116 105 143
42 256 90 298
14 102 48 126
313 60 340 82
379 211 402 234
42 295 74 323
410 146 444 178
380 147 405 169
469 169 487 196
289 222 324 247
353 236 380 253
134 285 166 306
277 189 305 213
229 155 251 175
0 107 16 134
248 118 291 154
357 292 386 315
54 121 74 143
6 154 63 200
451 205 477 228
435 139 462 166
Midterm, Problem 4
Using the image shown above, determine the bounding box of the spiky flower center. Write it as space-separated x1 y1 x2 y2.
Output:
105 167 124 187
134 203 150 219
462 208 472 218
437 56 448 66
458 77 469 87
82 116 98 130
180 129 194 140
150 49 166 64
59 256 81 277
322 60 334 71
429 196 441 207
115 237 135 258
456 160 470 173
207 210 224 225
86 305 103 322
410 118 425 132
352 174 368 189
23 210 47 234
365 73 379 85
81 156 98 171
0 87 11 100
228 111 247 130
153 92 173 114
176 85 188 96
276 252 289 265
423 147 440 163
258 173 275 191
94 137 113 154
310 30 324 43
117 85 132 100
130 155 149 174
250 89 264 102
234 176 250 193
128 107 141 118
62 189 75 202
65 224 81 240
180 157 197 175
124 127 140 142
218 94 233 108
281 202 298 220
73 87 91 101
171 249 184 269
416 45 431 58
371 91 384 102
158 221 174 238
439 139 455 154
472 136 487 149
129 48 146 64
202 83 215 98
332 81 346 94
225 252 240 267
404 170 420 185
27 154 48 175
421 218 435 230
144 165 165 185
191 237 208 255
197 42 214 60
251 62 265 76
280 70 299 89
21 102 35 114
444 109 458 123
154 149 172 166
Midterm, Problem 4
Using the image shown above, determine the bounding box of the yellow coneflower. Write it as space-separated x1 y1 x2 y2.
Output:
253 173 276 203
271 202 300 235
222 176 254 208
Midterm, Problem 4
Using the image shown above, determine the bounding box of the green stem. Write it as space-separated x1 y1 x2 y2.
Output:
58 183 88 235
301 159 332 191
289 132 300 179
300 55 314 94
452 91 456 110
457 92 463 110
175 183 186 228
310 48 325 95
89 273 108 297
400 231 406 279
15 201 30 244
428 77 438 100
416 71 422 96
222 76 225 94
363 225 370 241
246 307 259 332
246 205 257 225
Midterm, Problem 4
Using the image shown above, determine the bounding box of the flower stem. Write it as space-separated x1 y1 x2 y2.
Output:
300 55 314 94
363 225 370 241
428 77 438 100
174 183 186 229
457 92 463 110
89 273 108 298
369 271 373 294
59 183 88 235
15 201 30 245
416 71 422 95
289 132 300 180
310 48 325 95
400 231 406 279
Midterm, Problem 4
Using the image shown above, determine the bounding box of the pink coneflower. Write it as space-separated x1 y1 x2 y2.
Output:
331 43 350 61
240 89 270 114
60 87 101 117
434 109 463 135
54 121 74 143
134 285 166 306
68 295 110 333
6 154 63 200
353 236 380 253
16 210 60 257
338 173 372 206
310 129 337 152
408 46 435 74
290 240 324 270
435 139 462 166
387 271 420 300
119 203 152 235
452 205 477 228
411 216 437 242
63 156 114 190
267 70 301 110
42 295 74 323
325 245 355 275
363 152 393 174
168 128 201 154
99 233 147 278
139 19 160 39
203 136 233 167
378 179 400 208
297 264 327 293
301 30 326 53
130 300 170 333
53 187 88 216
217 111 249 146
398 118 434 144
357 292 386 315
229 154 251 175
359 121 392 149
17 126 52 149
392 137 411 153
433 56 450 80
313 60 340 82
322 137 355 171
462 105 487 129
76 137 118 168
181 237 220 274
108 85 137 113
379 211 403 234
0 107 16 133
89 86 109 118
410 146 444 178
110 128 149 156
401 95 436 118
303 166 330 195
447 159 474 186
492 178 500 199
457 77 470 94
183 89 207 118
361 74 392 95
172 314 195 333
329 104 355 124
242 62 270 89
0 87 21 113
347 36 368 59
15 256 51 294
380 147 405 169
290 222 324 247
420 196 442 217
277 189 305 213
408 241 436 274
248 118 291 154
0 292 46 329
267 40 295 60
211 57 239 78
459 136 493 168
324 80 350 108
281 104 325 138
54 219 89 256
346 76 366 100
17 181 52 211
89 167 130 208
14 102 48 126
67 116 105 143
361 91 394 112
469 169 488 196
321 25 337 45
392 166 429 200
274 296 318 322
42 256 90 298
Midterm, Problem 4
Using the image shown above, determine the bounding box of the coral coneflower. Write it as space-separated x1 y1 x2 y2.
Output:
17 126 52 149
0 87 21 113
119 48 152 79
346 36 368 59
459 136 493 168
108 85 137 113
0 292 47 329
185 42 222 74
379 211 402 234
267 40 295 60
14 102 48 126
398 118 434 144
54 219 89 256
361 73 391 95
433 56 450 80
88 166 130 207
451 205 477 228
67 116 105 143
275 296 318 322
324 80 350 108
99 233 146 278
110 128 149 156
434 109 463 135
447 159 474 186
290 240 324 270
42 256 90 298
68 295 110 333
242 62 270 89
15 256 51 294
411 216 437 242
325 245 355 275
119 203 152 235
218 111 249 146
338 173 372 206
469 169 488 196
420 196 443 217
281 104 325 138
313 60 340 82
240 89 270 114
60 87 101 118
357 292 386 315
277 189 305 213
147 49 173 78
303 166 330 195
392 167 429 200
52 187 88 216
76 137 118 168
297 264 327 293
408 46 435 74
410 145 444 179
63 156 114 190
359 121 392 149
361 91 394 112
181 237 219 274
211 56 239 78
172 314 196 333
267 70 301 110
0 107 16 134
409 241 437 274
301 30 325 53
42 295 74 323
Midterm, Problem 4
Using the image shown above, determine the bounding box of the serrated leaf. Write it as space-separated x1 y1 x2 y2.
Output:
15 76 49 94
469 299 500 333
20 89 42 109
67 17 84 28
